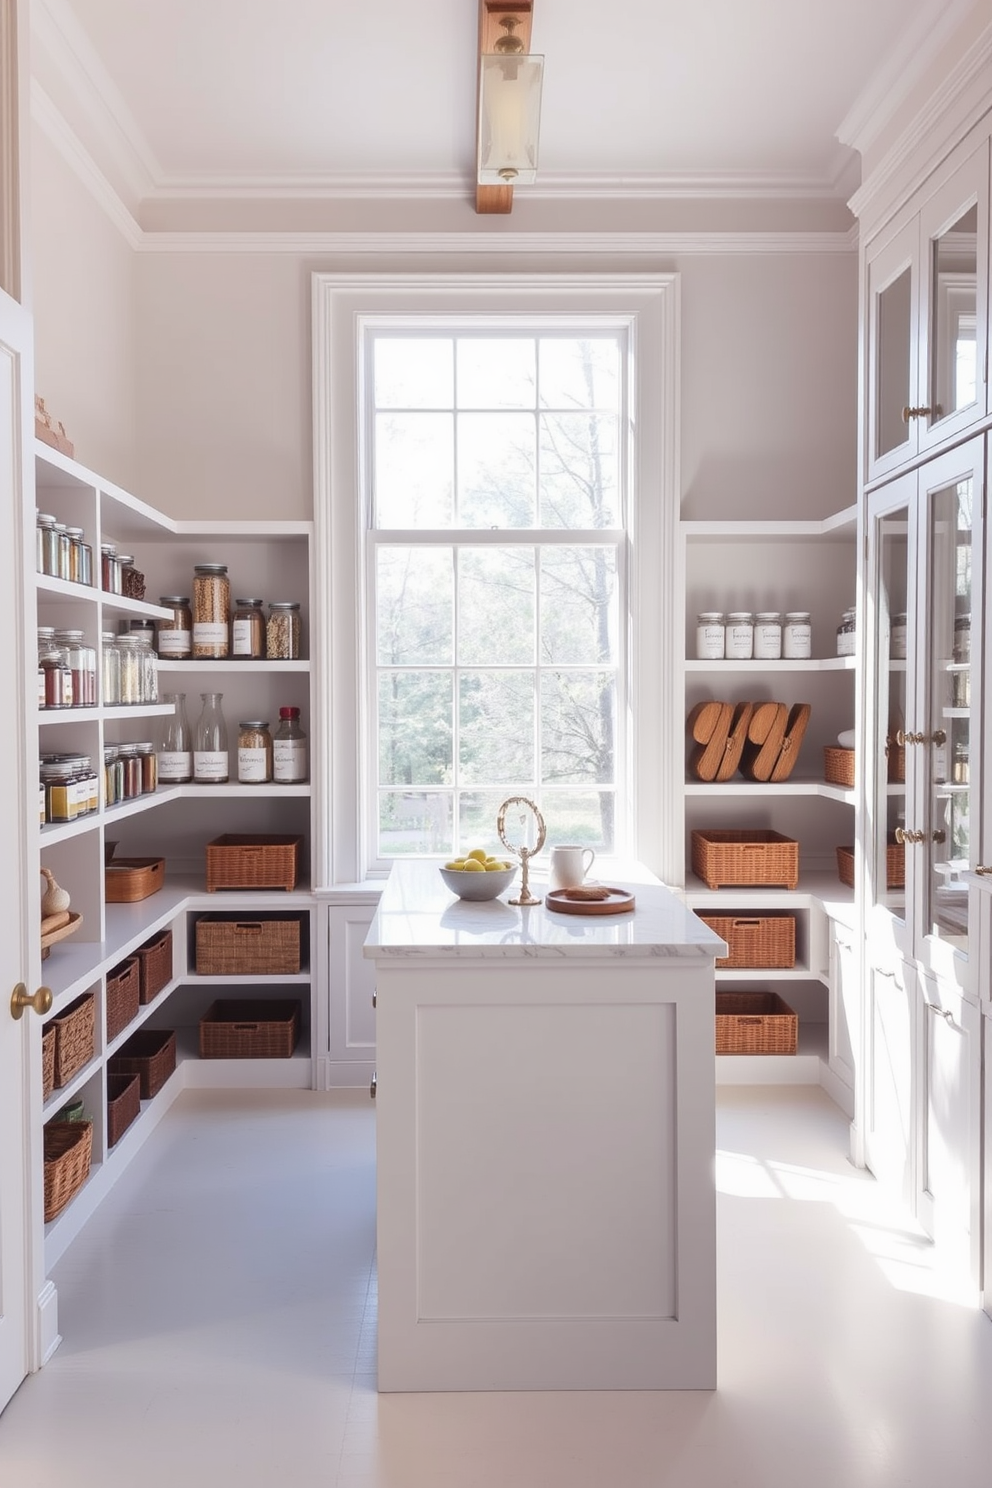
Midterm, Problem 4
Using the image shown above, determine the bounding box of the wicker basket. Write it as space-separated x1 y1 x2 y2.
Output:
199 1000 301 1059
134 928 173 1004
194 917 302 976
106 956 140 1043
823 746 855 789
43 1120 93 1221
51 992 96 1088
205 835 302 892
691 829 800 890
109 1028 177 1099
886 738 906 783
698 915 796 969
105 856 165 903
837 842 905 890
715 992 798 1055
106 1072 141 1147
42 1022 56 1102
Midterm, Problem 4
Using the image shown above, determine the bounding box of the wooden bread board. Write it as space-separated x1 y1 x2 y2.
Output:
545 887 635 915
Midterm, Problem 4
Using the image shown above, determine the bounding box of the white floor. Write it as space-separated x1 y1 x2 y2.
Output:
2 1084 992 1487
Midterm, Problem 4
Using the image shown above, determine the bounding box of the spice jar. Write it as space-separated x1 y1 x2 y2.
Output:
100 543 122 594
237 720 273 783
116 635 143 705
37 512 58 575
232 598 266 659
54 628 97 707
273 706 308 782
836 607 856 657
41 761 77 823
64 527 85 584
953 741 970 784
695 612 725 660
38 629 73 710
953 613 971 663
724 612 753 661
101 631 121 706
783 611 812 659
192 564 231 658
157 597 193 660
266 602 301 660
53 523 71 581
753 612 782 660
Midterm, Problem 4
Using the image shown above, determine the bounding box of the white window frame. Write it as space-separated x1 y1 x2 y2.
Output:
312 273 680 887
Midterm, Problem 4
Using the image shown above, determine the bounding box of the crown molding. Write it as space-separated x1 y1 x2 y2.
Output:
135 228 857 256
31 81 142 249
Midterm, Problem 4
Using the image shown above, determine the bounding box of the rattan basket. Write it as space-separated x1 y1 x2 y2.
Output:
109 1028 177 1099
698 914 796 969
886 737 906 783
205 835 302 892
837 842 905 890
199 1000 301 1059
134 928 173 1004
43 1120 93 1221
51 992 95 1088
106 956 140 1043
715 992 798 1055
106 1072 140 1147
823 746 855 789
691 829 800 890
42 1022 56 1102
194 917 302 976
104 856 165 903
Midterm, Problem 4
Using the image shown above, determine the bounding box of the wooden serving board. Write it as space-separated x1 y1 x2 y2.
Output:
41 910 82 959
545 887 636 916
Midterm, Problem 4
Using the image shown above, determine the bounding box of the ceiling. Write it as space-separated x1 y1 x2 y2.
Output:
30 0 970 224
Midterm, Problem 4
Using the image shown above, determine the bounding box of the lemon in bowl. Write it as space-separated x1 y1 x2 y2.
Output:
439 850 517 901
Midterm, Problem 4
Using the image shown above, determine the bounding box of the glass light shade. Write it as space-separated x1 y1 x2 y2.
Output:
478 53 544 186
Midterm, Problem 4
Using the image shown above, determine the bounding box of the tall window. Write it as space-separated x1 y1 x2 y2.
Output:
363 327 627 863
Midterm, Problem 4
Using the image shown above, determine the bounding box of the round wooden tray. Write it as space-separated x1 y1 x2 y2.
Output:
545 887 635 916
41 911 82 959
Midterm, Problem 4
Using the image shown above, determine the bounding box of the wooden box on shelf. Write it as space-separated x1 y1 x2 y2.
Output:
109 1028 177 1099
698 914 796 969
691 829 800 891
43 1120 93 1222
194 917 302 976
199 999 301 1059
106 956 140 1043
51 992 96 1088
204 835 302 893
134 928 173 1004
715 992 798 1055
106 1073 141 1147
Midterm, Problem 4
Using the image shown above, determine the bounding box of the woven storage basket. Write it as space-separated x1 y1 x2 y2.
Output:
51 992 95 1088
43 1120 93 1221
106 956 140 1043
886 738 906 783
823 746 855 789
134 928 173 1004
691 829 799 890
109 1028 176 1099
698 914 796 969
42 1021 56 1102
199 1000 301 1059
837 842 905 890
715 992 798 1055
205 834 302 892
104 856 165 903
195 917 302 976
106 1072 141 1147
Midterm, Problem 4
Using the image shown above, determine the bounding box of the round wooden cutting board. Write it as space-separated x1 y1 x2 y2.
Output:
544 887 636 915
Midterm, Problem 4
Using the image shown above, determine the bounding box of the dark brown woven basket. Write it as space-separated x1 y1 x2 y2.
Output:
199 1000 301 1059
691 829 799 890
42 1022 56 1102
109 1028 177 1099
43 1120 93 1221
52 992 96 1087
205 835 302 892
194 918 302 976
823 746 855 789
106 956 140 1043
698 915 796 969
837 842 904 890
107 1072 141 1147
715 992 798 1055
134 928 173 1004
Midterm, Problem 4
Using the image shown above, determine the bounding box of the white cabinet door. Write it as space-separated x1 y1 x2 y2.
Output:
827 918 857 1101
325 903 377 1087
863 956 916 1211
866 216 920 483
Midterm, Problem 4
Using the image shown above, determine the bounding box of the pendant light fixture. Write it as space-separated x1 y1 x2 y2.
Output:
476 1 544 215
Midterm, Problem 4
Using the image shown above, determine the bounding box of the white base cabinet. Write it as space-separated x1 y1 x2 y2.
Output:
321 897 379 1090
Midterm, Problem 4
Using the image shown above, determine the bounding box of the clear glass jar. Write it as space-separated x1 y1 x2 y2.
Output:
953 741 970 784
953 613 971 663
836 607 857 657
238 720 273 783
37 512 58 575
64 527 85 584
53 628 95 707
102 746 120 809
100 543 122 594
724 612 753 660
134 743 158 794
273 706 308 783
695 612 725 660
266 601 301 660
126 623 158 703
41 761 77 823
101 631 121 706
232 598 267 659
38 629 73 709
194 692 229 782
890 613 908 660
118 554 145 601
158 693 193 783
753 612 782 660
783 611 812 659
193 564 230 658
117 635 143 705
157 597 193 660
117 744 142 800
53 522 71 581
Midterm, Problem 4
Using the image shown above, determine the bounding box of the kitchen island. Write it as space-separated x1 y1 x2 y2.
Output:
364 860 726 1392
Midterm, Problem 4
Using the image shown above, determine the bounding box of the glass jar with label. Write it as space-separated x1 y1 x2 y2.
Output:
128 622 159 703
158 693 193 783
41 761 77 823
37 512 58 575
695 612 725 660
753 612 782 660
157 597 193 660
266 602 301 660
953 613 971 663
101 632 121 706
64 527 85 584
724 612 754 661
232 599 267 659
836 607 857 657
192 564 231 658
238 721 273 783
273 706 308 783
890 613 907 660
116 636 143 705
194 692 229 783
55 628 97 707
38 629 73 710
782 612 812 659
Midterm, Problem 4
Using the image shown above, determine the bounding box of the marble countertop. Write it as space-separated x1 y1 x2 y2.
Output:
364 859 727 961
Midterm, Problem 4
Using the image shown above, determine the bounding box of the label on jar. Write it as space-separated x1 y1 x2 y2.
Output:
39 783 46 825
753 622 782 660
695 623 725 660
62 671 74 708
273 739 308 782
158 628 192 657
232 619 257 656
783 623 811 659
193 750 229 782
238 747 270 782
724 624 753 660
37 668 45 708
836 629 856 657
158 749 192 781
193 622 228 647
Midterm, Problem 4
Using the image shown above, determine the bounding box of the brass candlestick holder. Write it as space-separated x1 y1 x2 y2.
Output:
497 795 546 906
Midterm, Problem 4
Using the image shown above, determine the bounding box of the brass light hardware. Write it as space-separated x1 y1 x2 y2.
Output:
497 794 547 905
10 982 53 1020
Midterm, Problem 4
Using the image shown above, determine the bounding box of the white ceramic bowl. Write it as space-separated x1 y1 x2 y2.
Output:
439 865 517 901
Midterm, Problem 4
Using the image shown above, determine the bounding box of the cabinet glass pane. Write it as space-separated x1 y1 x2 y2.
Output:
876 506 909 921
930 205 978 426
926 476 973 956
876 267 912 459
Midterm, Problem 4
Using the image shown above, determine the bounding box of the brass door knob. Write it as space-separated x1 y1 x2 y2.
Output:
902 405 934 422
10 983 53 1020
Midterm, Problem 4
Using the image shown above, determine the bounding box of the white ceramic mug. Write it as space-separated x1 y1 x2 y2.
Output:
550 844 596 889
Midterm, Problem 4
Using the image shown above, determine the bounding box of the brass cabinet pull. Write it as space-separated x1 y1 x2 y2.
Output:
10 983 53 1020
895 827 925 844
902 405 934 422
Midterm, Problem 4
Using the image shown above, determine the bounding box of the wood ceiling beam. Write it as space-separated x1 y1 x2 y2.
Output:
475 0 534 216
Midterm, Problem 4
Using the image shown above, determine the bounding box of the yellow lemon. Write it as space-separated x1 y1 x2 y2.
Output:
461 858 484 871
444 860 464 870
467 847 488 863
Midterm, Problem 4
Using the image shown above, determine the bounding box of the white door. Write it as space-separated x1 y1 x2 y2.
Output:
0 284 38 1413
